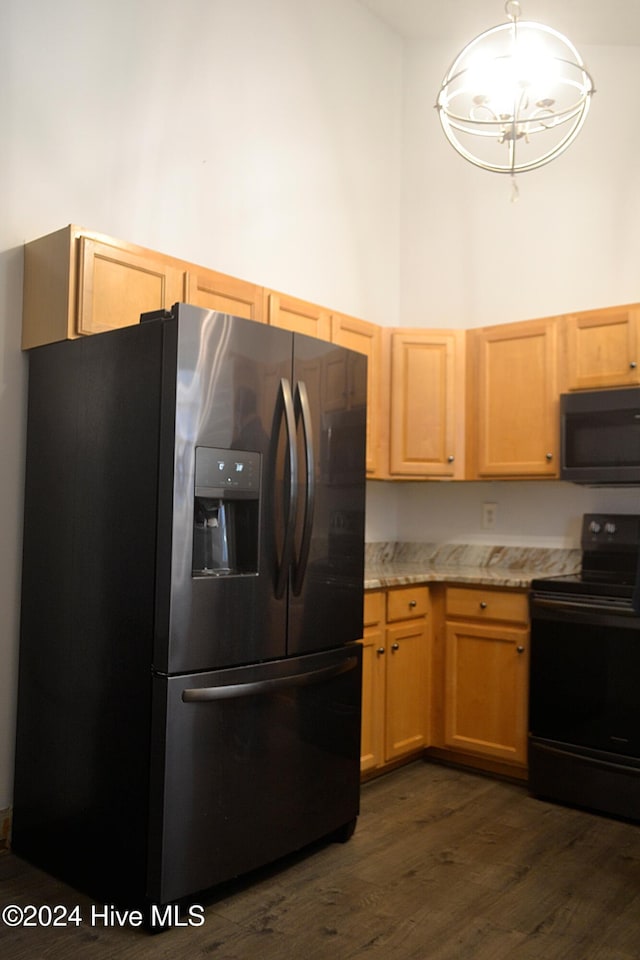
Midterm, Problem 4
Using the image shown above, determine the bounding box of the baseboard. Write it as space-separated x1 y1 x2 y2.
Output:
424 747 528 783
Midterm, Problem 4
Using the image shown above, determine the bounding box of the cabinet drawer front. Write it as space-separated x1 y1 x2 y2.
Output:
446 587 528 624
387 586 429 621
364 590 385 627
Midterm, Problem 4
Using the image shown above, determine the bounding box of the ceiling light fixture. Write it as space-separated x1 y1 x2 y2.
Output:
435 1 595 185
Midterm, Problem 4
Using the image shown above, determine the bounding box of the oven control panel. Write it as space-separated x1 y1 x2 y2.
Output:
582 513 640 550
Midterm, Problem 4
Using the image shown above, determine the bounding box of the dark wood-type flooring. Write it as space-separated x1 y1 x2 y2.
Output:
1 760 639 959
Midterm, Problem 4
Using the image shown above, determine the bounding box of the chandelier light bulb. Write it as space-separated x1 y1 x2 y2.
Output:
435 1 595 176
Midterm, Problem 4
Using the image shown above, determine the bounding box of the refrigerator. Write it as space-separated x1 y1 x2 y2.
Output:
13 303 366 912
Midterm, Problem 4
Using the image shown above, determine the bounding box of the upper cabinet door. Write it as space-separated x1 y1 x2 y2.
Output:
184 268 264 322
388 329 465 478
331 312 382 475
563 305 640 390
470 318 558 479
22 225 183 348
265 291 331 340
77 236 184 335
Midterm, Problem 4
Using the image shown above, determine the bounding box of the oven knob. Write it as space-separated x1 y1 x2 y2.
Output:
604 522 617 535
588 521 601 534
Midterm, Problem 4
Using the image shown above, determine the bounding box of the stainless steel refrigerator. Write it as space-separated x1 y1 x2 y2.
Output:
13 304 366 913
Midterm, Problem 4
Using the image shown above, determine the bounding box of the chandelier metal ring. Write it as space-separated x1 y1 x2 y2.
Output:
435 1 595 175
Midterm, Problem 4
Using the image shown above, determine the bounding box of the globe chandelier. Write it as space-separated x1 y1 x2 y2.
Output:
435 1 595 180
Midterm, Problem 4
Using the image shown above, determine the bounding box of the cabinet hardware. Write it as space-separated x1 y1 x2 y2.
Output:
376 647 385 655
409 599 417 608
545 452 553 461
479 601 487 609
447 455 455 463
631 361 638 369
516 645 525 654
391 642 400 651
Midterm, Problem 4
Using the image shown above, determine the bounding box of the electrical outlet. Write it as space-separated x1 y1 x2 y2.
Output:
482 502 497 529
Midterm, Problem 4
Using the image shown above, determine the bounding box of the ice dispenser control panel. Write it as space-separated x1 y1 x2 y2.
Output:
193 447 261 577
194 447 260 498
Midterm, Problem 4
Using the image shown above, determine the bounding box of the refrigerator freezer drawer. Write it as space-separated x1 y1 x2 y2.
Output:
148 645 362 904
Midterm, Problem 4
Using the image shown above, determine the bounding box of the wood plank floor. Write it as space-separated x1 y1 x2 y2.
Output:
1 760 639 959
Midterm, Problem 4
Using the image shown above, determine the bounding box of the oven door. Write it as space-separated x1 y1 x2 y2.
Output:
529 595 640 760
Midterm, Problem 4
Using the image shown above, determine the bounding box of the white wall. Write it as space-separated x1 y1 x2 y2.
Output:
366 480 640 546
0 0 402 810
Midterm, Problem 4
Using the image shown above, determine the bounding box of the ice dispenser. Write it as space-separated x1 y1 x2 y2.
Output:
192 447 260 577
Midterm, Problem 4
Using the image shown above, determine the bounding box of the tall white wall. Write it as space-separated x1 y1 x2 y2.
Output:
0 0 402 810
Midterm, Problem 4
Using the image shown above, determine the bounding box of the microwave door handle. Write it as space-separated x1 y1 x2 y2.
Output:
292 380 315 597
274 377 298 600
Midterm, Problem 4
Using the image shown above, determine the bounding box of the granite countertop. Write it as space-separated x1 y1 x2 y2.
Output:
364 542 581 591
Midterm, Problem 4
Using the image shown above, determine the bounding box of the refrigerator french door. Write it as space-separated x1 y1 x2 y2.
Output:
13 304 366 912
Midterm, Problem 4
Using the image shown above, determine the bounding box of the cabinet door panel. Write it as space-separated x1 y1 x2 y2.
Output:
184 269 264 322
444 621 529 764
564 306 640 389
77 237 183 335
472 319 558 478
266 292 331 340
385 620 429 761
359 628 386 772
389 330 463 477
331 313 382 475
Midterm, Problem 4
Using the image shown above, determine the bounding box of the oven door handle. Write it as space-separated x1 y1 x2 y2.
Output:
531 595 640 626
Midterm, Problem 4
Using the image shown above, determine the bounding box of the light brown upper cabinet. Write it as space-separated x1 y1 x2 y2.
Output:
331 312 382 475
183 267 264 322
264 290 331 340
22 225 184 348
561 304 640 390
387 329 465 479
468 317 559 479
22 225 266 349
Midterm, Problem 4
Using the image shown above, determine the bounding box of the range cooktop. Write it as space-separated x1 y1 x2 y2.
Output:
531 513 640 604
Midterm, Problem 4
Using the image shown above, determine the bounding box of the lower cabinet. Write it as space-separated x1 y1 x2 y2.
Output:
360 586 431 776
442 586 529 769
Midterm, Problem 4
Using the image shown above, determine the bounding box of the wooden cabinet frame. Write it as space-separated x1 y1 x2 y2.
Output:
561 304 640 390
429 584 529 779
360 586 431 777
467 318 559 479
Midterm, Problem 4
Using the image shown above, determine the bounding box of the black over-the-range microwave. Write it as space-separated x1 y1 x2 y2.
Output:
560 386 640 484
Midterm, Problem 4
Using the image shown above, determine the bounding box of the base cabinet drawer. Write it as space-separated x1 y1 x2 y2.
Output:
445 587 528 624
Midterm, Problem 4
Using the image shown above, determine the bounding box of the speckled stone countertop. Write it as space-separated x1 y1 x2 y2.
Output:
364 542 581 591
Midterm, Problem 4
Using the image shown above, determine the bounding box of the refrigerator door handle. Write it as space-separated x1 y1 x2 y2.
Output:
274 377 298 600
182 654 359 702
292 379 315 597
